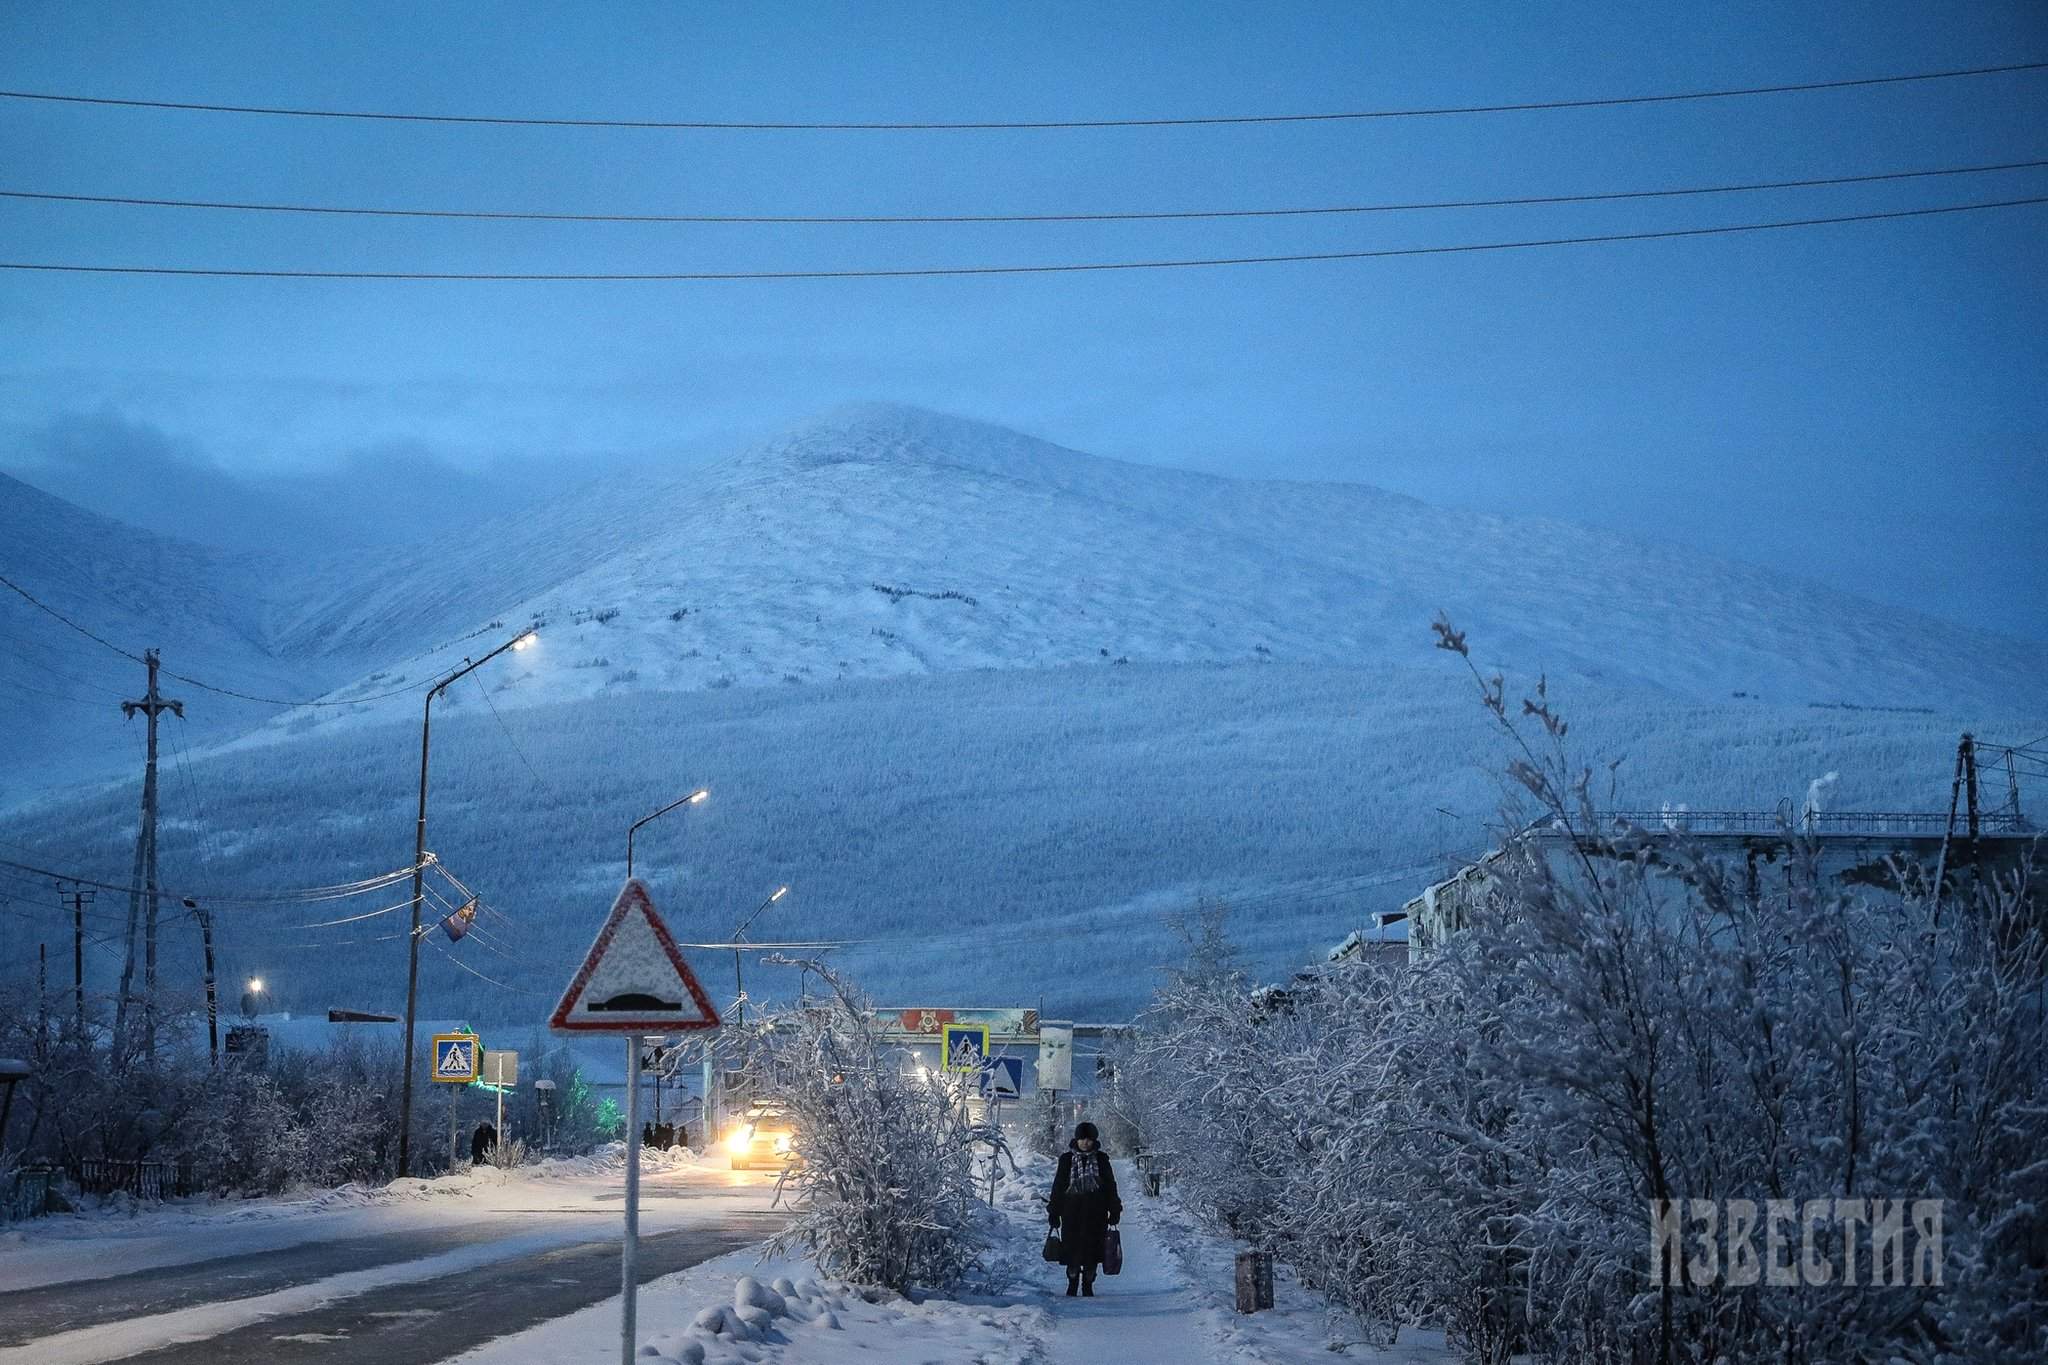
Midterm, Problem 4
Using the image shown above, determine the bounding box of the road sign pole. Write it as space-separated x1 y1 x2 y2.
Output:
449 1082 458 1168
702 1054 716 1144
621 1034 643 1365
496 1082 505 1148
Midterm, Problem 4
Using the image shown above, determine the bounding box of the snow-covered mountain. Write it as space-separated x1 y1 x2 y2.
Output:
4 405 2041 1018
237 402 2045 754
11 403 2038 786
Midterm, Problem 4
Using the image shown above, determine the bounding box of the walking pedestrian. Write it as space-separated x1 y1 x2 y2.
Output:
1048 1121 1121 1296
470 1121 497 1165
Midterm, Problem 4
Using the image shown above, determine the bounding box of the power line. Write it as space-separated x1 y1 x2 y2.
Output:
8 158 2043 225
293 893 419 930
0 569 434 708
469 670 550 789
429 934 544 995
4 195 2042 282
0 849 427 905
2 60 2040 131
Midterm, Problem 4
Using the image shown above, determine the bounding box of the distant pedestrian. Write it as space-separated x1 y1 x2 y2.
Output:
1049 1121 1121 1297
470 1122 497 1165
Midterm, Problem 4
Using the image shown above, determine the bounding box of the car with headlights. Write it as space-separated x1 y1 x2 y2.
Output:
724 1107 800 1171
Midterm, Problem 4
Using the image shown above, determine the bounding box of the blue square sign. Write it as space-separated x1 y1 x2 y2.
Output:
431 1034 478 1083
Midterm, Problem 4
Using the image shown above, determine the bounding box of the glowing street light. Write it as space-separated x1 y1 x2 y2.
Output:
397 624 540 1178
626 788 710 878
731 886 791 1027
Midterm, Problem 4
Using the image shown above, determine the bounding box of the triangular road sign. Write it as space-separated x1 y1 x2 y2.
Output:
550 878 722 1033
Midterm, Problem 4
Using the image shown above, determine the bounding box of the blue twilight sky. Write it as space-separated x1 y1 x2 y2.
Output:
2 2 2044 638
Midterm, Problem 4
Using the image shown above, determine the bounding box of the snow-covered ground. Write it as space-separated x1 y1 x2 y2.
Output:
449 1154 1457 1365
0 1146 785 1365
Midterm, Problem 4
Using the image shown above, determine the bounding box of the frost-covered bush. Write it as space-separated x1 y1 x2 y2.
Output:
1126 624 2048 1365
737 961 1007 1292
0 1004 615 1192
485 1136 527 1169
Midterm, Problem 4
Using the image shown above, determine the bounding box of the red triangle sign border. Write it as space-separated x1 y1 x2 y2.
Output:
550 878 723 1033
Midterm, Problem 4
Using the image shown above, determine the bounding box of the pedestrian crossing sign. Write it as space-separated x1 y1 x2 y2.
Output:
941 1023 989 1073
431 1033 479 1083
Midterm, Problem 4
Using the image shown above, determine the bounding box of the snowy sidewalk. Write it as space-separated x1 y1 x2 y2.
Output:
545 1155 1461 1365
1031 1186 1229 1364
1028 1171 1459 1364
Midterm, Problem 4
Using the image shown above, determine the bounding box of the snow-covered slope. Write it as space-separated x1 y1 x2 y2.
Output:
252 402 2045 756
3 662 2034 1021
0 473 342 795
11 402 2042 791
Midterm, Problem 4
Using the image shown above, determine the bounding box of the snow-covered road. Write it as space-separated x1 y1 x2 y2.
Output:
0 1149 786 1365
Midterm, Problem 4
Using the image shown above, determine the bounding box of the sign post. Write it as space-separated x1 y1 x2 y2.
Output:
481 1050 519 1148
622 1035 641 1357
551 878 720 1365
430 1031 480 1168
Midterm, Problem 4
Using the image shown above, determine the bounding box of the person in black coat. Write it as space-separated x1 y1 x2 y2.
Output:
470 1122 497 1165
1049 1121 1121 1296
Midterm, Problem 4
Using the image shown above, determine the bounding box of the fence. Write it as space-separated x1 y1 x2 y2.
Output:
73 1158 214 1200
1 1165 57 1221
1590 810 2027 837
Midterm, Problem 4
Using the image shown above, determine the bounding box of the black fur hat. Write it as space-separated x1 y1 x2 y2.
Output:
1073 1121 1099 1142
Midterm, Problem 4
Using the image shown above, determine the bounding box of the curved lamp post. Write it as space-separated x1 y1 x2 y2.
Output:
627 788 709 878
396 627 537 1178
730 885 789 1027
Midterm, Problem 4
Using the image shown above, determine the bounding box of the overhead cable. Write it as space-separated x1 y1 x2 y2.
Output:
4 196 2042 282
1 60 2040 131
8 158 2042 225
0 849 429 905
0 569 436 708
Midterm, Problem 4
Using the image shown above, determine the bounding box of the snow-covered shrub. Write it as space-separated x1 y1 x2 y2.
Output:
485 1136 527 1169
736 960 1008 1292
1126 622 2048 1364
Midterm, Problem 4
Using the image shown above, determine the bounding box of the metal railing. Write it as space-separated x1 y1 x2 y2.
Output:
1588 810 2028 837
73 1158 213 1201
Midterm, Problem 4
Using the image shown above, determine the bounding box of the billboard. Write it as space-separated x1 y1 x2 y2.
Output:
876 1007 1039 1043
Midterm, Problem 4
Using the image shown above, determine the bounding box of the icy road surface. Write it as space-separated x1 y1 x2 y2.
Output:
0 1148 786 1365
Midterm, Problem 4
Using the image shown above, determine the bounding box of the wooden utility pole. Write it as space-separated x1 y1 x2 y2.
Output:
63 883 90 1037
185 897 221 1063
116 649 182 1064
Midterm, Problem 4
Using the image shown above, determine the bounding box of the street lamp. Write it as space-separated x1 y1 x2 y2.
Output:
730 886 789 1027
241 977 265 1017
396 625 539 1178
626 788 709 878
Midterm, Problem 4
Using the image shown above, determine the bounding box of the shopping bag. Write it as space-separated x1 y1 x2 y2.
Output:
1102 1227 1123 1275
1042 1233 1065 1262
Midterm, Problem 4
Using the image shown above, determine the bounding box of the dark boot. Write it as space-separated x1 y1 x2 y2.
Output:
1082 1272 1096 1297
1065 1273 1079 1296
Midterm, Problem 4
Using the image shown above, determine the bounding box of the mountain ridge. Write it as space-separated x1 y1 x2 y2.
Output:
5 404 2043 798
